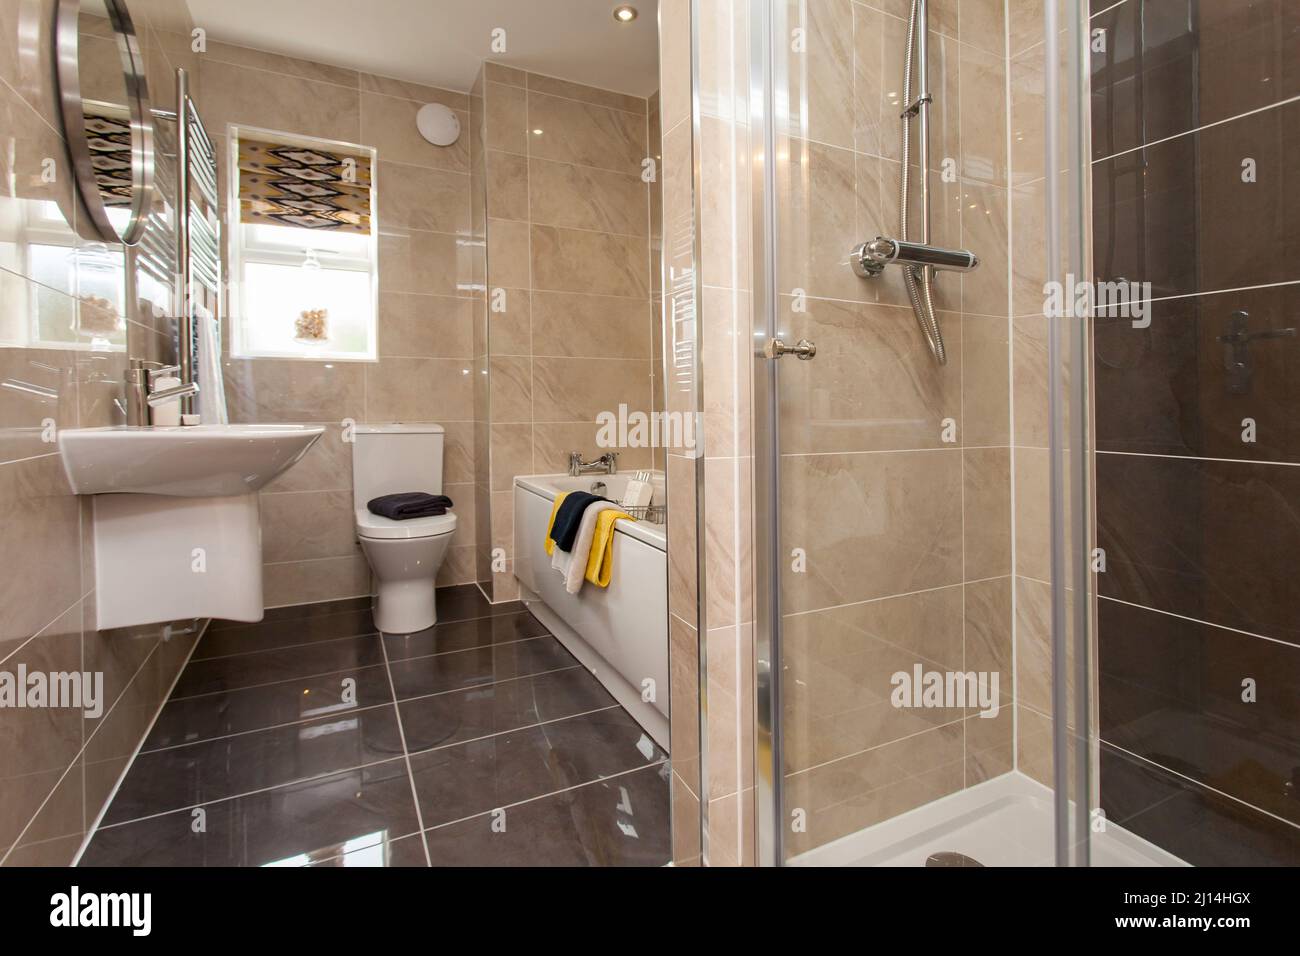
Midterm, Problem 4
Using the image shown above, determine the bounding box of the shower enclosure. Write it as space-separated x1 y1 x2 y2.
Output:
745 0 1300 866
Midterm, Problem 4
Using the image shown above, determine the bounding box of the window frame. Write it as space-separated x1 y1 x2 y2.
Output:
226 123 380 362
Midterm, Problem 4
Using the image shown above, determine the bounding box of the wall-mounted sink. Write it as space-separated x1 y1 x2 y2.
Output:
59 424 328 630
58 424 324 497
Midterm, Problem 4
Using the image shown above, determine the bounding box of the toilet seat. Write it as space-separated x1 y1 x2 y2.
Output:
355 508 457 540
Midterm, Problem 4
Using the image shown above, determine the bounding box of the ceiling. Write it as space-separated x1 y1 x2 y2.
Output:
185 0 660 97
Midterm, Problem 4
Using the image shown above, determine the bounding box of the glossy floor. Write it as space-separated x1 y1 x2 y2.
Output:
78 587 671 867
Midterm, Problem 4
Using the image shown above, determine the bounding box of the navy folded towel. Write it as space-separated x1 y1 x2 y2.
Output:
368 492 453 520
551 492 607 552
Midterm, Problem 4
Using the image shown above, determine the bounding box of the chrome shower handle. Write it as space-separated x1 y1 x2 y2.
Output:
764 338 817 361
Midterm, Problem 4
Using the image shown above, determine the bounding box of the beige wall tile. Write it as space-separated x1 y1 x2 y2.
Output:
0 455 82 658
532 356 651 423
359 74 467 111
379 229 472 296
527 158 648 237
486 218 531 290
224 359 365 424
783 720 964 856
960 0 1008 58
483 61 527 88
776 139 863 303
204 41 360 87
779 449 964 612
0 602 83 853
965 707 1014 784
530 226 649 297
490 423 534 493
961 312 1011 445
779 297 962 454
960 181 1011 317
963 446 1012 578
530 421 653 476
485 150 529 221
261 490 358 563
1016 702 1055 788
964 575 1013 701
959 42 1008 186
527 92 647 175
361 90 469 172
377 293 474 359
527 72 645 114
532 292 652 359
489 355 532 424
364 356 473 423
485 82 528 155
487 288 531 357
263 554 372 608
782 585 965 771
1013 314 1050 447
658 0 692 131
377 161 471 235
200 59 361 142
776 0 855 149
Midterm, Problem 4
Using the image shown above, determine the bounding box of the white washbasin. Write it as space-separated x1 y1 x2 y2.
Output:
58 424 325 497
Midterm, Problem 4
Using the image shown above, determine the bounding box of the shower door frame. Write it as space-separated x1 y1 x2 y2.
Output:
748 0 1099 867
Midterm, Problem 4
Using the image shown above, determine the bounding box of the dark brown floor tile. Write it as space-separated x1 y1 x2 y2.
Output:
381 610 550 662
144 663 394 750
422 764 671 866
304 831 428 867
386 635 578 701
172 634 385 698
195 607 377 659
207 597 371 632
432 583 524 625
81 759 420 867
103 704 405 824
398 665 617 754
407 707 665 829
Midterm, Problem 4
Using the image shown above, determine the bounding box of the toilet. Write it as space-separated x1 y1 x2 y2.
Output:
351 424 457 633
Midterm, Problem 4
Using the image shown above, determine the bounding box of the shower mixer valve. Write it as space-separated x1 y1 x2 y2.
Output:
851 237 980 279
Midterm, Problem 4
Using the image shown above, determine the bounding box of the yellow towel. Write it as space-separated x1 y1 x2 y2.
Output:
543 491 569 556
584 508 634 588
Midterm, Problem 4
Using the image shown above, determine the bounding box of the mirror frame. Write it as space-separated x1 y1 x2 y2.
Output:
55 0 156 247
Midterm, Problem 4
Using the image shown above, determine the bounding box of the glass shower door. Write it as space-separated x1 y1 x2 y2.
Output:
752 0 1099 867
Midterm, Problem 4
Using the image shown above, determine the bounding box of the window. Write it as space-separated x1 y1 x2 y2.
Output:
228 126 378 360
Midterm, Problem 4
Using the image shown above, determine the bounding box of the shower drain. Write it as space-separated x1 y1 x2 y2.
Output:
924 851 984 867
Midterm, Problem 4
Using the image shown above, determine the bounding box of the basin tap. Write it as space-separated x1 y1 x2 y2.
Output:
147 381 200 407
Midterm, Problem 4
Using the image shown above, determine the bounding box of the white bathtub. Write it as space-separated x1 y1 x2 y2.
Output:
514 473 668 749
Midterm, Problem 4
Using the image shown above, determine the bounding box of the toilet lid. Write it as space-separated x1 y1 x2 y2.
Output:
355 508 457 540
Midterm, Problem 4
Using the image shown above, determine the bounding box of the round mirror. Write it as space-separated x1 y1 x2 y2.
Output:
55 0 155 247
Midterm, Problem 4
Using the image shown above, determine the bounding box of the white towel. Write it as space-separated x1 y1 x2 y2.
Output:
195 303 228 425
563 502 620 594
551 539 572 576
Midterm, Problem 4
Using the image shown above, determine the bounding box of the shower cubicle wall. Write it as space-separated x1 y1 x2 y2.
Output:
730 0 1300 866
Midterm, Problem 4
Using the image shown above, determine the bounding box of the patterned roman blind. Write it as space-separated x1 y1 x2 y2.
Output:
237 137 373 234
84 104 134 207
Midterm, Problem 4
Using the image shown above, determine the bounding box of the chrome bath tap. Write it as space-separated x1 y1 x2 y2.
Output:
568 451 619 477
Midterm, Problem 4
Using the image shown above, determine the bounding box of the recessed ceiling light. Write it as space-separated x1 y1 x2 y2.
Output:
532 128 544 135
613 5 638 23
